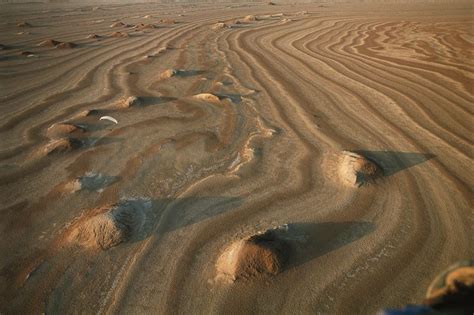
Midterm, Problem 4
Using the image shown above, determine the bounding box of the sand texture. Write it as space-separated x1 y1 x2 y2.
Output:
0 1 473 314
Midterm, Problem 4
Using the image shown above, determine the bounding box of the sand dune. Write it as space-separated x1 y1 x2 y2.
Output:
0 1 472 314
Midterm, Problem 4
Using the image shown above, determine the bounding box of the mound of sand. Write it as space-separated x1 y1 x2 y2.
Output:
212 22 227 30
110 32 129 38
68 203 136 250
118 96 142 108
160 69 179 79
143 15 152 19
38 39 61 47
243 15 257 22
77 109 101 117
86 34 101 39
41 138 82 156
134 23 156 29
339 151 383 187
67 200 152 250
159 19 176 24
16 21 32 27
46 123 85 138
216 226 289 281
110 21 126 28
19 51 35 56
56 42 76 49
193 93 221 102
424 261 474 311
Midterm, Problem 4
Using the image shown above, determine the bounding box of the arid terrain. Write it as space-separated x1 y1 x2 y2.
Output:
0 1 473 314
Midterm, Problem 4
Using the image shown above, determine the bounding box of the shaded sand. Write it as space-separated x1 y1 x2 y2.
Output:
0 1 473 314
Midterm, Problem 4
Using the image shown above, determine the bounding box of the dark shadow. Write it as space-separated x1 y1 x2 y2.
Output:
82 137 123 147
78 174 120 191
119 196 243 243
137 96 177 106
354 150 436 177
283 221 375 270
217 93 242 104
176 69 206 77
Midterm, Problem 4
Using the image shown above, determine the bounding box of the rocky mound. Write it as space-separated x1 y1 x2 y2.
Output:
339 151 383 187
216 226 289 281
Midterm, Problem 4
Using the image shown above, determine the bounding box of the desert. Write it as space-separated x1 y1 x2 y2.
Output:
0 0 473 314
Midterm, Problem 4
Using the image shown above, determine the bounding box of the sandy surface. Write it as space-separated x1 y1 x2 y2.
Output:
0 1 473 314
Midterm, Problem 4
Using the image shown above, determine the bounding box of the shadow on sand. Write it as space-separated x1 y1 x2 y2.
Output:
354 150 435 177
284 221 375 269
122 196 244 243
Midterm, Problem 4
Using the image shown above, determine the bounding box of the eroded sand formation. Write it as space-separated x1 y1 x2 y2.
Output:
0 1 472 314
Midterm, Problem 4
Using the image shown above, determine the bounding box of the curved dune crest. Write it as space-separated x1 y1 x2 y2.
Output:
339 151 383 187
216 227 289 282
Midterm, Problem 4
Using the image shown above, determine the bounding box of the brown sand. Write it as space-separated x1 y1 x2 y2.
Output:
0 1 472 314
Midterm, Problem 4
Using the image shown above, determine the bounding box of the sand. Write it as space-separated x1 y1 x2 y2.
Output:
0 1 473 314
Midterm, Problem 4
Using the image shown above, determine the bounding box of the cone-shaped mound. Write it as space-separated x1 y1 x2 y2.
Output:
193 93 220 102
160 69 179 79
339 151 383 187
68 201 148 250
217 227 289 281
86 34 101 39
19 51 34 56
212 22 227 30
118 96 142 108
424 260 474 311
46 123 85 138
110 31 129 38
38 39 61 47
17 21 32 27
110 21 126 28
41 138 82 156
56 42 76 49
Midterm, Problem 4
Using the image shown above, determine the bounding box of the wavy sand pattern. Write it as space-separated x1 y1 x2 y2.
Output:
0 1 472 314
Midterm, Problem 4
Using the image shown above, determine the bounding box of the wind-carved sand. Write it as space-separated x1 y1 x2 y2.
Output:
0 1 472 314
